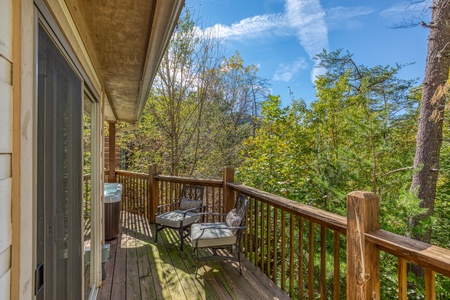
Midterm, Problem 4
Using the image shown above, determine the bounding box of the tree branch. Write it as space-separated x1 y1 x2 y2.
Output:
382 166 414 177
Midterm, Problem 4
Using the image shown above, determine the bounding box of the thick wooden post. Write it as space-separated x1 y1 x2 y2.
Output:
223 166 235 213
347 191 380 300
149 164 158 223
108 122 116 183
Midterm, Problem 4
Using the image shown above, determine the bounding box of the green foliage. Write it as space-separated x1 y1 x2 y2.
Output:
119 11 269 178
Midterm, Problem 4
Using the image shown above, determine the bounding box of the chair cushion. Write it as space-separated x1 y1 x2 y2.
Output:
191 222 237 248
226 209 242 233
179 198 203 212
155 210 199 228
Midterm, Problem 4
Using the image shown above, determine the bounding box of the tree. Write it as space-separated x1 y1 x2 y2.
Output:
119 12 269 178
410 0 450 243
147 10 223 176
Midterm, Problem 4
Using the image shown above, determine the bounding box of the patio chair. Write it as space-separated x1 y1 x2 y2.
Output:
154 184 205 251
191 193 249 275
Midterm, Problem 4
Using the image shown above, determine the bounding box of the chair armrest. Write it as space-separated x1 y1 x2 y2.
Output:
193 224 247 242
156 202 181 215
197 212 227 217
199 225 246 231
181 205 206 218
183 204 206 213
199 224 228 230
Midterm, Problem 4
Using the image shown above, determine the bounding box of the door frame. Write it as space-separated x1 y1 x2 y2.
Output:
33 1 102 299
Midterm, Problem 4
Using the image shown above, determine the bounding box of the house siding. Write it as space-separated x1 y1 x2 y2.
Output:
0 0 12 298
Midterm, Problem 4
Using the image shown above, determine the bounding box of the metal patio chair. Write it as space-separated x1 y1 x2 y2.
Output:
191 193 249 275
154 184 205 251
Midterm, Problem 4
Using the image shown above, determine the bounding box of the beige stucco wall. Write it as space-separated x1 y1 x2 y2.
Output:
0 0 13 298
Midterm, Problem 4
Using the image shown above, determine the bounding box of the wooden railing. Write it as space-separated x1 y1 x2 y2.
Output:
228 182 346 299
110 166 450 299
115 170 151 220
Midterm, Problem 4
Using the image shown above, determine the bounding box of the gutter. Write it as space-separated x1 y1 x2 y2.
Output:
136 0 186 121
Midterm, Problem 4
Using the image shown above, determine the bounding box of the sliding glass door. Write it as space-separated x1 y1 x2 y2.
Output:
36 23 83 300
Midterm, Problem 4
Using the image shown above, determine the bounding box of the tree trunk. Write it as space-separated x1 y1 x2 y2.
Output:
410 0 450 243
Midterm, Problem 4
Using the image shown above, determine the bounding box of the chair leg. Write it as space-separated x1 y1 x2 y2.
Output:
237 249 242 275
154 223 159 242
194 247 199 277
180 227 184 251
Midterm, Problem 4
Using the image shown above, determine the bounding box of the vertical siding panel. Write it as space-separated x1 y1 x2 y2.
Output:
0 270 11 300
0 0 12 60
0 155 11 179
0 178 12 254
0 81 12 153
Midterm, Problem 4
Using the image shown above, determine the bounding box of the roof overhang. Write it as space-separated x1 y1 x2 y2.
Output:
67 0 184 122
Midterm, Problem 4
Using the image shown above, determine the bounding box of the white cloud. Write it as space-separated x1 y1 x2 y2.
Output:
202 13 287 40
284 0 328 82
273 58 308 82
197 0 376 83
326 6 375 30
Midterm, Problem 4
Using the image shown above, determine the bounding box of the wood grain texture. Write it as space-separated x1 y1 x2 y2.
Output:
365 229 450 277
398 257 407 300
346 191 380 300
425 269 436 300
223 166 235 213
98 212 290 299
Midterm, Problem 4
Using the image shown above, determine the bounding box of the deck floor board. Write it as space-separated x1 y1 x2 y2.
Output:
98 212 291 300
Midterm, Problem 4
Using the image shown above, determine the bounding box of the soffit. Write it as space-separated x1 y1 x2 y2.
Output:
67 0 184 122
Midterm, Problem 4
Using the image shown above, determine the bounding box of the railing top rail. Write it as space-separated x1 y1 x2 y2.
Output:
366 229 450 277
155 175 223 187
115 170 149 179
228 182 347 234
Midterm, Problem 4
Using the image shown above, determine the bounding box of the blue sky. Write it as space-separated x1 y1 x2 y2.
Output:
188 0 431 106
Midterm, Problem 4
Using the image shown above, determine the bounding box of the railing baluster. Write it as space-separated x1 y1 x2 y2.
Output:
250 197 254 262
267 204 271 278
398 257 407 300
289 213 294 298
261 202 265 275
320 226 326 300
255 199 259 269
425 268 436 300
273 207 278 283
333 232 340 300
281 210 286 291
308 221 314 300
298 216 304 300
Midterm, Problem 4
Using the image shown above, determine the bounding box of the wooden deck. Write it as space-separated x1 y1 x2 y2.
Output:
97 212 290 300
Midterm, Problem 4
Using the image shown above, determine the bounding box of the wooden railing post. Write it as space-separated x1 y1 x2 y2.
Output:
347 191 380 300
223 166 235 213
149 164 158 223
108 122 116 183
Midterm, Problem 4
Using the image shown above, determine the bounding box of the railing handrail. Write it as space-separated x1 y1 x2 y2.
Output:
228 182 347 234
155 174 223 187
115 169 149 179
366 229 450 277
